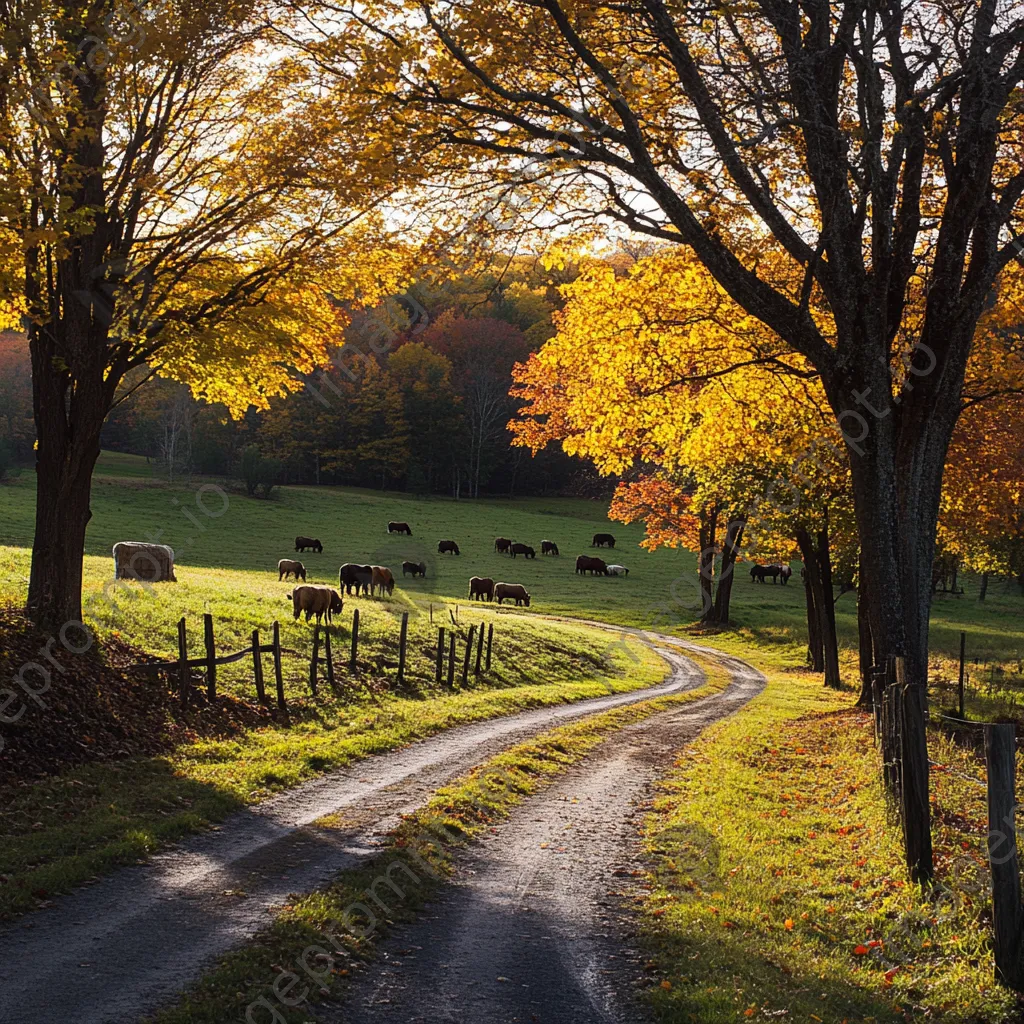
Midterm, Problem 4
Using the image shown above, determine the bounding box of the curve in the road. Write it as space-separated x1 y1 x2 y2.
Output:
0 628 763 1024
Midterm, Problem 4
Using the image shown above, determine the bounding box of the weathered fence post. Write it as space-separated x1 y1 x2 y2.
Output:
447 633 456 688
398 612 409 686
959 631 967 718
324 628 336 691
309 624 320 696
204 613 216 701
435 627 445 684
462 626 475 686
897 656 934 884
273 621 285 711
475 620 484 676
252 628 267 704
349 609 359 673
486 623 493 671
985 723 1024 991
177 617 189 707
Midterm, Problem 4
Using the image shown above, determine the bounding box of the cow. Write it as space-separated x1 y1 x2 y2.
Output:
388 521 412 535
469 576 495 601
510 543 536 559
606 564 629 576
290 585 343 623
592 533 616 548
438 540 461 555
576 554 609 576
750 564 783 584
295 536 323 553
494 582 531 607
277 558 306 581
339 562 373 596
402 560 427 577
779 565 793 585
541 540 559 556
494 537 513 555
371 565 395 597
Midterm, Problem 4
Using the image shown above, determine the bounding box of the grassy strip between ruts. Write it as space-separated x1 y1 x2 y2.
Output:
146 648 731 1024
636 652 1019 1024
0 628 664 920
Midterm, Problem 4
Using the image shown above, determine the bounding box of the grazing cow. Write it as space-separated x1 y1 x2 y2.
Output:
278 558 306 581
371 565 395 597
402 560 427 578
575 555 609 576
750 564 783 584
606 564 629 576
541 540 559 556
494 537 513 555
494 582 531 607
290 585 343 623
438 540 461 555
112 541 177 582
388 521 412 535
295 536 323 553
779 565 793 585
510 543 536 559
469 576 495 601
592 533 616 548
339 562 373 596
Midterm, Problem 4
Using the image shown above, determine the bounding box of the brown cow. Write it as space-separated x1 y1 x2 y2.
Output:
494 537 513 554
388 521 412 535
295 536 323 553
510 543 536 559
575 555 609 576
402 560 427 577
290 585 343 623
541 540 559 556
469 576 495 601
339 562 373 595
278 558 306 581
371 565 395 596
494 582 531 607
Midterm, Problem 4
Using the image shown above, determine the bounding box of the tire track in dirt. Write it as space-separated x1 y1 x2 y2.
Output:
0 628 732 1024
321 639 764 1024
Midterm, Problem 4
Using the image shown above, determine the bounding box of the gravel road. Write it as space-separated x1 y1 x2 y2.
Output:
321 641 764 1024
0 627 750 1024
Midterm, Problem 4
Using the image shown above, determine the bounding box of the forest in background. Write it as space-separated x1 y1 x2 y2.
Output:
0 256 614 499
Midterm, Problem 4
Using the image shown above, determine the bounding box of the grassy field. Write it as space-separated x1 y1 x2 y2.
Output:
2 451 1022 675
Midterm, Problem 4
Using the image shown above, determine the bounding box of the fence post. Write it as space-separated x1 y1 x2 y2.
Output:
462 625 475 686
447 632 456 688
398 612 409 686
959 631 967 718
204 613 216 701
475 620 484 676
435 627 445 684
177 617 189 707
349 609 359 673
309 624 320 696
324 628 336 691
897 656 934 884
486 623 493 671
252 628 267 704
273 621 285 711
985 723 1024 991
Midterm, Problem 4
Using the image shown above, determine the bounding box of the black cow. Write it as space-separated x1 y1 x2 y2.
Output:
340 562 373 595
295 536 323 553
438 540 461 555
592 533 616 548
541 540 559 556
511 543 536 559
388 521 412 535
402 560 427 577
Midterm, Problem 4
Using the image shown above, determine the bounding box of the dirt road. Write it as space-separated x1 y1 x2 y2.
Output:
323 644 764 1024
0 629 759 1024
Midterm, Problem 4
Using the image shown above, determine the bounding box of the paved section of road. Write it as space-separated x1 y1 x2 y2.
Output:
0 628 739 1024
323 642 764 1024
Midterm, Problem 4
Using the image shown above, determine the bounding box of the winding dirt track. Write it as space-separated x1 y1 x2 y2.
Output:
0 629 762 1024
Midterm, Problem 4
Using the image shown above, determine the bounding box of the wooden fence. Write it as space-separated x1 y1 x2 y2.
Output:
128 609 497 711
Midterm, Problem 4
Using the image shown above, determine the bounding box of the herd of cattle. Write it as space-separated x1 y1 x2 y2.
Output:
279 523 633 622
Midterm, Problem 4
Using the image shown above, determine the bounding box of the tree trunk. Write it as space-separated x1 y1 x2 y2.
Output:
856 565 874 707
697 504 717 623
795 525 840 688
803 565 824 671
979 572 989 602
708 519 744 626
